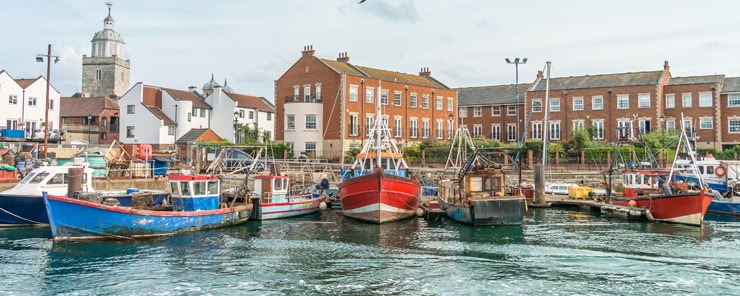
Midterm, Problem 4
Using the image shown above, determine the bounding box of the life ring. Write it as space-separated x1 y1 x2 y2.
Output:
716 164 726 177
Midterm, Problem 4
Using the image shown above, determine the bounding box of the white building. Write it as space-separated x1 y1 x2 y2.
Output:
117 82 211 148
204 85 275 143
0 70 61 138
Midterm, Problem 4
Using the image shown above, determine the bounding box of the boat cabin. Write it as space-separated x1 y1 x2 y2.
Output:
168 174 221 211
621 169 667 197
253 175 315 204
4 164 94 196
440 168 506 202
349 151 409 178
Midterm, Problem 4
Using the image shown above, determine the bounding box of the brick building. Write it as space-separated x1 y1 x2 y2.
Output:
275 45 457 160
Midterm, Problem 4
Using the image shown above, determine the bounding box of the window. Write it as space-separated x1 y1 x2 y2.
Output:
349 86 358 102
127 105 135 114
437 120 443 139
249 111 254 119
592 96 603 110
550 99 560 112
28 97 37 106
366 88 374 103
729 94 740 107
618 120 630 138
168 126 175 135
617 95 629 109
491 105 501 116
366 115 374 136
410 94 418 108
700 118 713 129
666 119 676 131
394 117 403 138
533 99 542 112
638 119 651 135
682 94 692 108
447 98 454 111
473 124 482 137
239 110 245 118
305 114 317 130
100 132 107 140
267 113 272 121
549 122 561 140
729 119 740 133
507 124 517 142
286 114 295 130
459 107 467 118
422 95 429 109
572 120 584 132
573 97 584 111
188 112 191 122
192 107 197 116
49 99 54 110
699 93 712 107
436 97 443 110
315 84 321 101
349 114 358 136
410 119 418 138
393 92 402 106
381 90 389 105
666 94 675 109
638 94 650 108
422 119 430 138
683 119 694 137
491 125 501 140
304 85 311 102
448 120 453 139
507 106 517 116
200 108 206 117
532 122 543 139
305 142 317 156
126 126 134 138
96 69 102 81
8 95 17 104
101 118 107 127
473 107 482 117
593 120 604 139
294 86 299 101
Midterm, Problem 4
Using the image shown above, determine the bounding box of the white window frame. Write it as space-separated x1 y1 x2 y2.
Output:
491 124 501 140
394 117 403 138
349 114 359 136
729 119 740 133
549 122 561 140
286 114 295 130
572 97 584 111
381 90 389 105
436 97 443 110
422 95 429 109
491 105 501 116
366 88 374 103
305 114 317 130
592 96 603 110
459 107 467 118
699 92 712 107
638 94 650 108
410 93 418 108
436 120 443 139
699 118 713 129
532 122 543 140
349 86 358 102
682 93 692 108
728 94 740 107
593 120 604 140
617 95 629 109
473 124 482 137
447 98 454 111
550 99 560 112
422 119 430 139
507 124 517 142
410 119 418 138
665 94 675 109
532 99 542 112
507 106 517 116
473 106 482 117
393 92 402 106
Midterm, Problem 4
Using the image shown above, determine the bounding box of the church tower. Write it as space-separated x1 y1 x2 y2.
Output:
81 2 130 98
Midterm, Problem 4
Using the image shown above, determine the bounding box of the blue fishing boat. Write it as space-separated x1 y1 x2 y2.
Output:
43 173 252 241
674 154 740 217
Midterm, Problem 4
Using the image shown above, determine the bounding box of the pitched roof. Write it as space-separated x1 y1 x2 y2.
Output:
536 70 665 91
667 75 724 85
456 83 531 106
722 77 740 93
60 97 120 117
225 92 275 112
15 77 41 89
143 105 175 125
176 128 210 144
159 87 211 109
319 59 450 89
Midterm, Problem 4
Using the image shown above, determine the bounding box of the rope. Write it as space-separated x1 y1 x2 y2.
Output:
0 206 45 224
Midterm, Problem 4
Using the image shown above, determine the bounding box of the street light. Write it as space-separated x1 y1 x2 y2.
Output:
660 114 666 168
87 113 93 144
36 44 60 159
506 57 527 187
233 111 239 144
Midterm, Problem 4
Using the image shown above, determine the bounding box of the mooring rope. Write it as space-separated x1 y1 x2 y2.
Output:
0 206 44 224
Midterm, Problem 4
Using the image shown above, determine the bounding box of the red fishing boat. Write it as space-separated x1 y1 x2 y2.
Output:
339 84 420 223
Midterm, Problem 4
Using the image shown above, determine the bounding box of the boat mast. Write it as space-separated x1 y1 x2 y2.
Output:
375 83 382 168
541 61 551 169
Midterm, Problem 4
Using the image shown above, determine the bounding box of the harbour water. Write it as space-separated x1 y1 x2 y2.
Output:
1 209 739 295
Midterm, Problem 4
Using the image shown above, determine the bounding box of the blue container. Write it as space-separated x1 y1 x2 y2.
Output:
126 188 140 194
3 129 25 139
147 160 169 176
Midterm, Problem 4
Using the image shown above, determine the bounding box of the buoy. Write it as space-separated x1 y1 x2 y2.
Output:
628 200 637 207
415 208 424 217
319 201 327 210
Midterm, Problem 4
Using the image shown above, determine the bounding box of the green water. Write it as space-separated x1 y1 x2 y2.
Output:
1 209 739 295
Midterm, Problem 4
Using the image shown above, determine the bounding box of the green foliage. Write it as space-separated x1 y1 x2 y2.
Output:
267 142 294 159
570 128 592 150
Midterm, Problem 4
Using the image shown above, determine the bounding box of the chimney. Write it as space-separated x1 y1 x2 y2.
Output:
337 52 350 62
663 60 670 71
302 45 315 57
188 86 198 93
419 67 431 77
537 70 543 79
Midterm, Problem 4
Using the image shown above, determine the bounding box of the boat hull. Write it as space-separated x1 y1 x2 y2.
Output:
339 171 421 224
707 199 740 217
438 197 527 226
256 197 323 220
0 194 48 226
612 192 712 226
44 194 252 241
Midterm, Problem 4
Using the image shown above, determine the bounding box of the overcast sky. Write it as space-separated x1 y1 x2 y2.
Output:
2 0 739 103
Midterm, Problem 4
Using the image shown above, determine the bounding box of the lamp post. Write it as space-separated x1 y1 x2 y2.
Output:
506 57 527 188
87 113 93 144
233 111 239 144
36 44 59 159
660 115 666 168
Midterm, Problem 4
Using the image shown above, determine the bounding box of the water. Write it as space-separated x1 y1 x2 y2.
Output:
1 209 739 295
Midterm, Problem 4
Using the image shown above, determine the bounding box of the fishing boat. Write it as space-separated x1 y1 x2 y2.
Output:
437 149 528 225
339 84 421 224
0 160 168 226
673 155 740 217
249 174 325 220
43 172 252 241
607 114 712 226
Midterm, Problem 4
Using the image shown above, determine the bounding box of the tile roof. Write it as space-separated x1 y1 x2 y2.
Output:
176 128 210 144
15 77 41 89
319 59 450 89
60 97 120 117
667 75 725 85
225 92 275 112
159 87 211 109
456 83 531 106
537 70 665 91
722 77 740 92
143 105 176 125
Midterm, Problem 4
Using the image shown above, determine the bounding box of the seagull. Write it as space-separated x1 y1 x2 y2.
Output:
359 0 366 3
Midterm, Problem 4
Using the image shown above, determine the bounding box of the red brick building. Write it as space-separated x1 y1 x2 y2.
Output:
275 45 457 160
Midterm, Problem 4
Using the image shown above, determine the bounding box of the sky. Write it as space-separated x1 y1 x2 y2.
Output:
2 0 740 103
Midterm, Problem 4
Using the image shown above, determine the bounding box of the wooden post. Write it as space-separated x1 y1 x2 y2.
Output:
580 151 585 164
528 150 533 169
555 151 560 170
534 163 546 205
422 150 426 167
658 151 663 168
